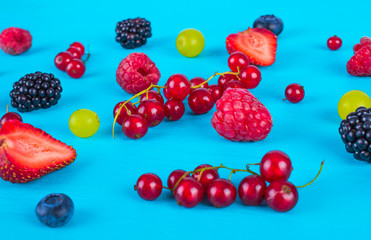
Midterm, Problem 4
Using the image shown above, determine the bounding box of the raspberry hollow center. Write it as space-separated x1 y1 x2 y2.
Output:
137 68 147 76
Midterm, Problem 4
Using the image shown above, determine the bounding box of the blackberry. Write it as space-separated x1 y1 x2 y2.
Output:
253 15 284 36
9 72 62 112
115 17 152 49
339 107 371 162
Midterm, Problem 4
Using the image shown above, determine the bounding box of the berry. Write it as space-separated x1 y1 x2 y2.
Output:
113 101 137 125
206 179 237 208
167 169 188 190
208 84 223 102
140 90 164 104
223 80 246 91
253 15 284 36
135 173 162 200
211 88 273 142
190 77 208 91
54 52 73 71
192 164 219 190
66 47 83 59
218 74 238 88
346 45 371 76
163 88 171 100
265 181 298 212
226 28 277 66
35 193 74 228
338 90 371 119
188 88 215 114
239 65 262 89
0 112 22 128
70 42 84 55
284 83 305 103
228 52 250 72
360 37 371 45
260 150 293 183
122 115 148 139
164 99 185 121
115 17 152 49
69 109 100 138
0 27 32 55
174 177 204 208
238 175 267 206
9 71 62 112
137 99 165 127
327 36 342 50
165 74 191 101
176 29 205 57
0 120 76 183
116 53 161 94
66 59 86 78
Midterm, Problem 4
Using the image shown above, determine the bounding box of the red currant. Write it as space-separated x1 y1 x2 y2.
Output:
66 47 83 59
54 52 73 71
163 88 171 100
208 84 223 101
113 101 137 125
174 177 204 208
140 90 164 105
192 164 219 190
218 74 237 88
165 74 191 101
284 83 304 103
122 115 148 139
228 52 250 72
260 150 293 183
135 173 162 201
188 88 215 114
238 175 267 206
70 42 85 55
164 99 185 121
239 65 262 89
66 59 86 79
167 170 188 190
327 36 342 50
190 77 208 92
223 80 246 91
206 179 237 208
265 181 298 212
137 99 165 127
0 112 23 128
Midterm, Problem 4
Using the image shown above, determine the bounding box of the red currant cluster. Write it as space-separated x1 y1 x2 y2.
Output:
135 150 324 212
54 42 89 79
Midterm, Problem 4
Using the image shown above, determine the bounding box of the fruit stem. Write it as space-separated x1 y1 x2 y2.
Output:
191 70 240 89
162 186 171 190
296 161 324 188
6 105 9 113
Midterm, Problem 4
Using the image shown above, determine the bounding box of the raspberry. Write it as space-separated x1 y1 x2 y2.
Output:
346 45 371 77
0 27 32 55
116 53 161 94
211 88 273 142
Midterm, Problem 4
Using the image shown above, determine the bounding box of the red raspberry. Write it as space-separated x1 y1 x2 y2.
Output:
211 88 273 142
346 45 371 76
116 53 161 94
0 27 32 55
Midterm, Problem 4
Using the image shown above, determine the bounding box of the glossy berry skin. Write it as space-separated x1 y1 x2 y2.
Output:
135 173 162 201
192 164 219 190
206 179 237 208
122 115 148 139
190 77 208 92
253 15 284 36
223 80 246 91
265 181 298 212
0 112 23 128
239 65 262 89
163 88 171 100
260 150 293 183
66 47 83 59
327 36 342 50
54 52 73 71
228 52 250 72
137 99 165 127
35 193 74 228
66 59 86 79
164 99 185 121
238 175 267 205
188 88 215 114
218 74 238 88
113 101 137 125
70 42 84 55
285 83 304 103
167 169 188 190
140 90 164 105
165 74 191 101
208 84 223 101
174 177 204 208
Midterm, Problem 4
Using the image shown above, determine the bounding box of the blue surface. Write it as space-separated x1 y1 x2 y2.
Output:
1 0 371 239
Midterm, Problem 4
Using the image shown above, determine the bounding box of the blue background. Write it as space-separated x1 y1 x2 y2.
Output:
1 0 371 239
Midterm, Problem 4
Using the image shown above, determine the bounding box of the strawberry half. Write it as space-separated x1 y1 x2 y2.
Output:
226 28 277 66
0 120 76 183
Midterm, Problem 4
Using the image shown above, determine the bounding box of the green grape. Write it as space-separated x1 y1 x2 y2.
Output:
69 109 100 138
338 90 371 119
176 29 205 57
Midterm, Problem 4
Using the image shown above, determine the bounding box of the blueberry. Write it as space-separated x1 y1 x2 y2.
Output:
253 15 284 36
35 193 74 228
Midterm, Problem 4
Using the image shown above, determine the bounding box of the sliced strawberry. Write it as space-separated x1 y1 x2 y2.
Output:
0 120 76 183
226 28 277 66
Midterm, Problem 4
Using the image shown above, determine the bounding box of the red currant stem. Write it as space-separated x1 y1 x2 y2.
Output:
296 161 324 188
191 70 240 89
6 105 9 113
162 186 171 190
132 98 141 105
82 52 91 64
282 98 287 101
246 163 260 166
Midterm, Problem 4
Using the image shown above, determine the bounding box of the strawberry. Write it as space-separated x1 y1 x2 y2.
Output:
0 120 76 183
346 45 371 77
226 28 277 66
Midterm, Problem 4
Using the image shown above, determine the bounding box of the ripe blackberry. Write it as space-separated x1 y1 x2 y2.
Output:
9 72 62 112
339 107 371 162
115 17 152 49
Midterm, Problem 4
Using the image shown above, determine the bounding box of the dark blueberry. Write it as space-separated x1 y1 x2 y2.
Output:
115 17 152 49
253 14 284 36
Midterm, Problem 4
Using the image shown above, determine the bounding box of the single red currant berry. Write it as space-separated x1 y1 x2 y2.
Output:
239 65 262 89
113 101 137 125
238 175 267 206
206 179 237 208
122 115 148 139
188 88 215 114
167 169 189 190
163 88 171 100
140 90 164 104
327 36 342 50
190 77 208 92
260 150 293 183
165 74 191 101
192 164 219 190
70 42 85 55
284 83 304 103
66 47 83 59
265 181 298 212
228 52 250 72
218 74 238 88
135 173 162 201
137 99 165 127
208 84 223 102
223 80 246 91
174 177 204 208
0 112 23 128
54 52 73 71
66 59 86 79
164 99 185 121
